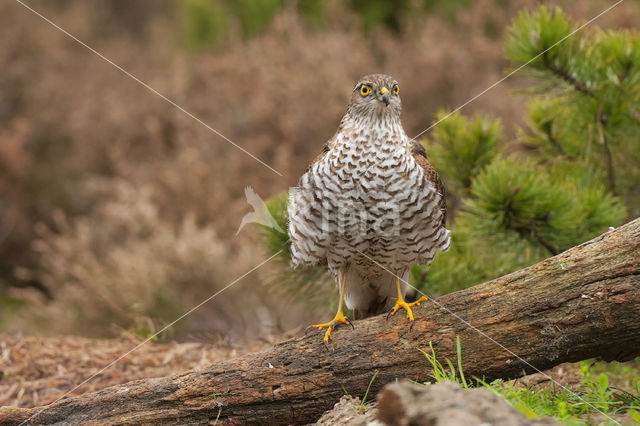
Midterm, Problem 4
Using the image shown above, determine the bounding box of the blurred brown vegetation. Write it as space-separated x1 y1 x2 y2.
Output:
1 0 638 342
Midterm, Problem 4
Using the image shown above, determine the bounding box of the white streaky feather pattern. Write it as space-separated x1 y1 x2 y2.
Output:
287 102 450 312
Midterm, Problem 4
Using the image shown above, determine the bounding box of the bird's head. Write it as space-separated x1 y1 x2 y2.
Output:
346 74 401 119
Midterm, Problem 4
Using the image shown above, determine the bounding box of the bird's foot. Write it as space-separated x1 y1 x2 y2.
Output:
306 311 354 348
386 296 428 330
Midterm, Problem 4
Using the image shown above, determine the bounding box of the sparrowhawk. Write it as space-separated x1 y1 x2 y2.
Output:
288 74 450 345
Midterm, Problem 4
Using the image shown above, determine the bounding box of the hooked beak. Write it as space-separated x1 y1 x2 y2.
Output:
377 87 390 107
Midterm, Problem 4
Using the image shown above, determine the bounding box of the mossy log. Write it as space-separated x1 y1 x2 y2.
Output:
2 218 639 425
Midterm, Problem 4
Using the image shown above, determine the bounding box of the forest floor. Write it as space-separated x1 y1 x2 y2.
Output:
0 333 270 408
2 333 639 424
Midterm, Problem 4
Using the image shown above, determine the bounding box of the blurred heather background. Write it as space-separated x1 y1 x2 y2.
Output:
1 0 638 344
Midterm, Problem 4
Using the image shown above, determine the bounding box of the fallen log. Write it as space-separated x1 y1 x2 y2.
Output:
2 218 639 425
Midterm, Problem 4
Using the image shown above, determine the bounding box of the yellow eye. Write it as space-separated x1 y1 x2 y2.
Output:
393 84 399 95
360 84 371 96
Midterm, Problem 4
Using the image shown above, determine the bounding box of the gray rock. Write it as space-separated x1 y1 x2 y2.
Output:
315 395 382 425
376 381 558 426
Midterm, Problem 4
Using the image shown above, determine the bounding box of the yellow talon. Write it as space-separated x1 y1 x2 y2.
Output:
310 311 354 345
307 272 354 347
387 277 428 330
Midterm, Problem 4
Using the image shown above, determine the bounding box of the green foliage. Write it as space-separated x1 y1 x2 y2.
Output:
349 0 412 32
423 341 640 424
297 0 326 29
180 0 284 49
350 0 476 32
460 157 624 254
180 0 228 50
422 336 469 388
517 96 580 157
414 111 624 296
486 359 640 423
507 6 640 215
262 191 291 261
361 370 379 407
350 0 476 31
506 6 577 80
427 111 501 195
422 0 474 22
225 0 285 38
409 236 476 296
179 0 481 49
409 230 517 297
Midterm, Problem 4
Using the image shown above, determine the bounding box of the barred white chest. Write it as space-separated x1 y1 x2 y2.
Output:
288 119 450 287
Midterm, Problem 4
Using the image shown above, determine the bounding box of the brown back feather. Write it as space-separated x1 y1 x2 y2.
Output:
411 141 447 226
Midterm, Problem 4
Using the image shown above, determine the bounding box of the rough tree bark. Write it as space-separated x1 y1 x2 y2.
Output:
2 218 639 425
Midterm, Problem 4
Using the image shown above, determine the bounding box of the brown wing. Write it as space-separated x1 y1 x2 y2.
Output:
411 141 447 226
309 142 330 169
301 139 332 179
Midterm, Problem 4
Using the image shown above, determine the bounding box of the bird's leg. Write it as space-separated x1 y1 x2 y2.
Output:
386 276 428 330
308 272 353 346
